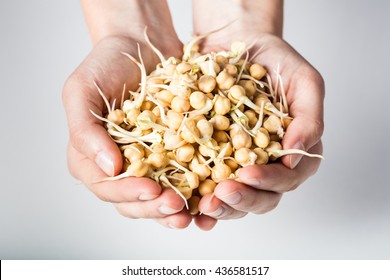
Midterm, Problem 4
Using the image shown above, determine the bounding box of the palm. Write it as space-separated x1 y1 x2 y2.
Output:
64 36 209 230
196 33 324 219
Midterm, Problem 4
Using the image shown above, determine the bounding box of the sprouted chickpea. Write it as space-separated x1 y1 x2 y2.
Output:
175 143 195 163
171 96 191 113
92 33 323 213
198 179 217 196
126 108 141 126
189 91 208 110
244 109 258 128
196 118 214 139
230 124 252 149
147 152 169 169
155 89 174 108
198 75 217 93
234 147 257 166
263 114 283 135
224 63 238 77
253 147 269 165
216 69 235 90
166 110 184 130
211 162 232 183
249 63 267 80
189 156 211 181
254 128 270 148
228 85 246 104
212 130 230 143
199 60 220 76
225 158 239 173
176 61 192 74
108 109 126 125
238 80 257 98
219 142 233 157
213 95 231 115
210 115 230 131
124 143 145 162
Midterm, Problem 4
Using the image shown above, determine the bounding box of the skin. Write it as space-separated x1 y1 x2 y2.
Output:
63 0 324 231
63 0 197 230
193 0 324 223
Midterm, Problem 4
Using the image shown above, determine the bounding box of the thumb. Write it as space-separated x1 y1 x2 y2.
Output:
281 71 325 169
63 79 123 177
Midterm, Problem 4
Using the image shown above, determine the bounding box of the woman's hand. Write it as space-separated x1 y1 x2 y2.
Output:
193 0 325 220
62 0 218 230
63 34 199 228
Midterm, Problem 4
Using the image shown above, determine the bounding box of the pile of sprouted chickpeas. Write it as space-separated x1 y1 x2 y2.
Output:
91 28 323 215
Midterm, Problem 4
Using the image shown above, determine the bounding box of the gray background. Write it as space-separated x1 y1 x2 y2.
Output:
0 0 389 259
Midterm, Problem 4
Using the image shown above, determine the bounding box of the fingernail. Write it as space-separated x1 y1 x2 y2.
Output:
159 205 181 215
220 191 242 205
95 151 114 176
290 142 304 169
206 206 225 218
138 194 159 201
235 178 262 187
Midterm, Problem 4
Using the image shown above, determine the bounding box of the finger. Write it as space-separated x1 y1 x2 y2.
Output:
63 73 126 176
252 39 325 169
154 210 193 229
198 194 247 220
194 215 218 231
68 144 161 203
281 65 325 169
62 40 141 176
214 180 282 215
236 141 323 193
114 188 187 219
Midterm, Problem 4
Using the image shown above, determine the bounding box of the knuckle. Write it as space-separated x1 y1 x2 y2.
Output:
62 73 82 104
114 204 138 219
253 193 282 215
69 125 88 153
94 189 112 203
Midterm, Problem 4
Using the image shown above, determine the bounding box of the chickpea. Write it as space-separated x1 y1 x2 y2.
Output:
263 114 283 134
211 162 232 183
166 110 184 130
198 179 217 196
176 62 192 74
190 91 208 110
198 75 217 93
176 143 195 163
254 128 270 148
238 80 257 98
249 63 267 80
227 85 246 104
171 96 191 113
196 119 214 138
216 69 235 90
213 95 231 115
253 148 269 165
224 63 238 77
124 143 145 162
108 109 125 125
127 159 149 177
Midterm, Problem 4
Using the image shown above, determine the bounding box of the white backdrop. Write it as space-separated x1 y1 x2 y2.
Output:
0 0 389 259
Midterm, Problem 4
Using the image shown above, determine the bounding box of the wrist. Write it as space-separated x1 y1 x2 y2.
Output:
81 0 182 58
192 0 283 47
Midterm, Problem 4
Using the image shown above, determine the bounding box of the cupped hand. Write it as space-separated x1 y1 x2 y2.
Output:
62 35 209 229
198 33 324 219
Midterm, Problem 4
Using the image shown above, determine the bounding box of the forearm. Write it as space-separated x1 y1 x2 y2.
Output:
192 0 283 41
81 0 181 53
